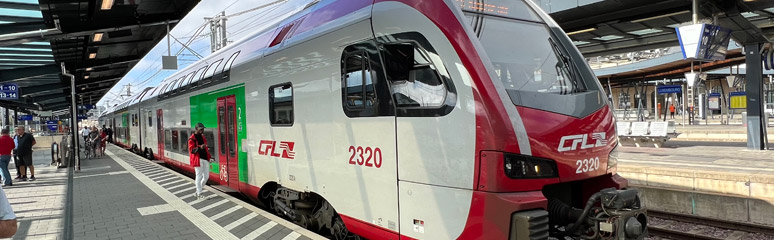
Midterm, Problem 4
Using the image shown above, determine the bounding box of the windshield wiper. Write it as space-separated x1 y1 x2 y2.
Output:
548 37 582 94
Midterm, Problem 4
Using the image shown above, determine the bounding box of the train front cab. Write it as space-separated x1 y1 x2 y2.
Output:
444 1 648 239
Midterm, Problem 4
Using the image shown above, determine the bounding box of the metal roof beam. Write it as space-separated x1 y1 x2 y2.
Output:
42 101 71 111
578 33 677 57
77 75 122 86
32 93 66 102
0 22 49 35
0 59 53 65
0 100 40 111
0 2 40 11
0 55 54 61
0 15 42 23
0 64 59 82
21 83 63 96
77 55 140 69
2 44 51 50
0 49 54 55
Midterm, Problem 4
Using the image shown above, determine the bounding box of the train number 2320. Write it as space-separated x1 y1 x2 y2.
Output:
348 146 383 168
575 157 600 174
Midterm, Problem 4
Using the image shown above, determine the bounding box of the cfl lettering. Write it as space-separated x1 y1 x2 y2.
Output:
258 140 296 159
557 133 607 152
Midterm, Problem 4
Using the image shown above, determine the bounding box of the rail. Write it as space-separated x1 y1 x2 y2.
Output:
647 210 774 239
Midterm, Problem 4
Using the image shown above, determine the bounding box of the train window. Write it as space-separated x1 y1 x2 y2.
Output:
204 131 216 161
382 43 446 108
178 73 190 88
203 59 224 81
227 105 236 156
218 106 226 155
171 130 179 151
189 66 206 85
197 65 209 81
148 111 152 127
164 129 172 150
343 53 375 109
269 83 293 126
181 130 189 153
222 51 240 73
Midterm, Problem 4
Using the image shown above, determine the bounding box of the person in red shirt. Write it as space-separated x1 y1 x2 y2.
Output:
99 129 107 157
0 128 15 187
188 123 212 199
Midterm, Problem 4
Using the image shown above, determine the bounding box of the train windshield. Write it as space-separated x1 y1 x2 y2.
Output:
465 11 605 117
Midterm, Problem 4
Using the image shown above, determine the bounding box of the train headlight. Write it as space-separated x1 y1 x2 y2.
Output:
504 154 557 179
607 147 619 174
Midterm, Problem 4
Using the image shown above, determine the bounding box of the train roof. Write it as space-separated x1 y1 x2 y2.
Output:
105 0 375 116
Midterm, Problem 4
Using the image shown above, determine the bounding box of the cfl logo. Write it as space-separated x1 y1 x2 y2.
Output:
557 133 607 152
258 140 296 159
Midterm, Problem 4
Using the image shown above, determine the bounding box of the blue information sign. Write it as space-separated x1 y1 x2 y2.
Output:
657 85 682 94
0 84 19 100
17 115 32 121
77 114 87 120
46 120 58 131
77 104 95 110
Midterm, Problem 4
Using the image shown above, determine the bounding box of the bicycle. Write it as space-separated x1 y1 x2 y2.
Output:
84 138 96 159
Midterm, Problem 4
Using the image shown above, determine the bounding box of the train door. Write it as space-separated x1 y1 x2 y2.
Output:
156 109 164 158
337 42 400 236
216 95 239 190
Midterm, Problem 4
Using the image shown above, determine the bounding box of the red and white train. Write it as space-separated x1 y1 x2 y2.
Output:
100 0 647 239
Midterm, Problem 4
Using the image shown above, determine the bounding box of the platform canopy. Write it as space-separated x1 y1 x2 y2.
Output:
545 0 774 57
0 0 199 113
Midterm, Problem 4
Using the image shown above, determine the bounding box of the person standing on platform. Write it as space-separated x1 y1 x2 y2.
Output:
99 128 107 157
12 131 24 181
80 126 90 143
0 129 14 187
106 127 113 143
15 127 35 181
88 127 100 158
0 185 16 237
188 123 212 199
669 104 676 119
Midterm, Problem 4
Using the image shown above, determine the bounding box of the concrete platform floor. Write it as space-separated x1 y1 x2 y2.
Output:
617 141 774 227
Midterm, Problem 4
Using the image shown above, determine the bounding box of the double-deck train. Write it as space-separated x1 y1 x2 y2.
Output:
100 0 647 239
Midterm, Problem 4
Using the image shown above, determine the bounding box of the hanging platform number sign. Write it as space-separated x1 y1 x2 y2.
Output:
0 84 19 100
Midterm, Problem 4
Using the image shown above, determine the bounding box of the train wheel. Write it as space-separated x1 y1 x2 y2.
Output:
331 216 360 240
258 183 278 212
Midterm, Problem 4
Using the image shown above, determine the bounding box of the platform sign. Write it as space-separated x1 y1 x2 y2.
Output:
730 92 746 109
77 104 95 110
0 84 19 100
76 114 87 120
657 85 682 94
46 120 58 131
676 23 731 61
708 93 721 110
17 115 32 121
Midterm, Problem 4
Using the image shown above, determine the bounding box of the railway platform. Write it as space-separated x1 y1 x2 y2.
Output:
3 144 326 240
617 141 774 228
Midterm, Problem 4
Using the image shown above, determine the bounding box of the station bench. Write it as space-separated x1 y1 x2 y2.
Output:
616 121 678 147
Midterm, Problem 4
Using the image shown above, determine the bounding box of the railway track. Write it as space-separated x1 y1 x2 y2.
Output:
647 210 774 240
648 227 724 240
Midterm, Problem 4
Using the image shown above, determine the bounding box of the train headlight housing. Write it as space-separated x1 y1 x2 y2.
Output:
607 147 619 174
504 154 557 179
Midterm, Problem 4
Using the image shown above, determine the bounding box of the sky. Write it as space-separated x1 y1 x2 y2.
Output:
97 0 313 108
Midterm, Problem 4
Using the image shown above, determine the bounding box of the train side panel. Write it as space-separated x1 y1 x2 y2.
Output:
372 1 477 239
